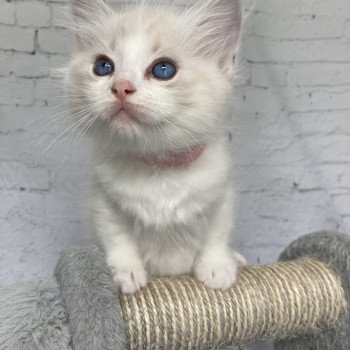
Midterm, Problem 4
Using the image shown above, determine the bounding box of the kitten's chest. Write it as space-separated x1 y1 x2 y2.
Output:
96 162 224 227
113 174 207 227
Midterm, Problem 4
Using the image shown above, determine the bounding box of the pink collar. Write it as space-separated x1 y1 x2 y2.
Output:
137 146 205 168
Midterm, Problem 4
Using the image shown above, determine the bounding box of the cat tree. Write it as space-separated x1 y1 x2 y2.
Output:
1 230 349 350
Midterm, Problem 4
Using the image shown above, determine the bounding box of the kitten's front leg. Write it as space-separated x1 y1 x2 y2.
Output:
194 193 246 291
94 196 147 294
105 235 147 294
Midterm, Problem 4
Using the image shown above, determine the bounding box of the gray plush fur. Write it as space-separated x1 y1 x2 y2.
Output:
0 280 71 350
275 230 350 350
54 245 127 350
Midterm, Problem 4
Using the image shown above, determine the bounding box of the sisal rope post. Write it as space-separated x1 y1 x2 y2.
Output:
119 258 346 350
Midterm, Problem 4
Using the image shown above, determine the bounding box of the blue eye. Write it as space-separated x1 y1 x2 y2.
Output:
152 60 177 80
94 57 114 76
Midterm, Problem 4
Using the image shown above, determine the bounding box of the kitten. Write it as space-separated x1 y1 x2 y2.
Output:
65 0 245 293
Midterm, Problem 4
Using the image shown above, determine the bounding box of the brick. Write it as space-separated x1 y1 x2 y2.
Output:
0 190 47 224
231 117 301 167
236 86 283 116
245 37 350 63
0 133 23 159
0 77 34 105
251 0 305 15
237 164 350 193
300 0 350 16
34 78 64 106
0 161 50 191
0 2 16 25
236 165 303 192
251 64 288 87
290 111 350 136
16 1 51 27
256 140 304 166
344 21 350 43
44 192 83 221
298 165 350 191
287 63 350 86
51 3 69 27
254 13 345 40
235 131 350 167
0 51 13 77
285 86 350 112
332 194 350 216
0 105 54 134
12 53 50 78
236 191 341 244
0 131 54 165
1 52 56 79
253 0 350 16
0 125 85 173
38 28 73 54
0 25 35 52
302 135 350 163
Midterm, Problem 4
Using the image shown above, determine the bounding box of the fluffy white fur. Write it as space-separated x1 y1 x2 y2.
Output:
65 0 245 293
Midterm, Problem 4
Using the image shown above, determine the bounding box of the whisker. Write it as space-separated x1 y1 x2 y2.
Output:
36 107 98 148
43 111 95 156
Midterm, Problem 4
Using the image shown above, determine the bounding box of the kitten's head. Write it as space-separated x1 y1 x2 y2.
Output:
65 0 242 155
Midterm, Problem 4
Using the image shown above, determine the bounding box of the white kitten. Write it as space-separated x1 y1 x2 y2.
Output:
65 0 245 293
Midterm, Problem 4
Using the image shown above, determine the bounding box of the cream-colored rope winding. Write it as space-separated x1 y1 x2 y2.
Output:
120 258 346 350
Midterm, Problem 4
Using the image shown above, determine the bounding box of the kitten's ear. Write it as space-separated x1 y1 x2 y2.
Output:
71 0 110 23
70 0 110 46
188 0 242 76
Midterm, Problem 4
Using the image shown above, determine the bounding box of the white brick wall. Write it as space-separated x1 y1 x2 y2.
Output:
0 25 35 51
0 1 349 348
0 2 16 25
16 2 51 27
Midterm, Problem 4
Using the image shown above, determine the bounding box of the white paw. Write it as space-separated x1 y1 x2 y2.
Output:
194 250 244 291
108 261 148 294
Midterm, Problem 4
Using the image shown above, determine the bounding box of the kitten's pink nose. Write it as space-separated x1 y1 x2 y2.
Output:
112 80 136 100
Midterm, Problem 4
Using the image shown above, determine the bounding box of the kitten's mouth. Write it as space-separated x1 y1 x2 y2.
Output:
111 107 139 124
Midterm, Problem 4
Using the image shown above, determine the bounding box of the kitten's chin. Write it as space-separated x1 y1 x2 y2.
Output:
108 108 144 135
105 108 146 140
